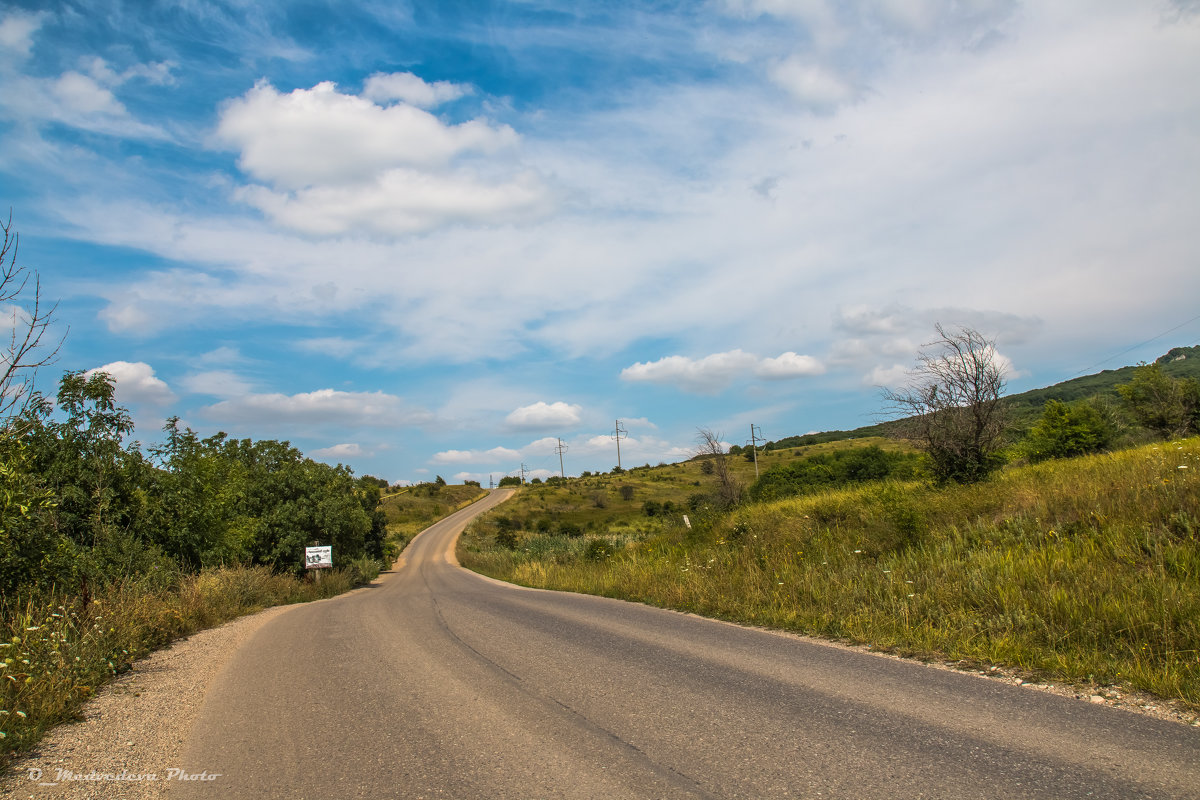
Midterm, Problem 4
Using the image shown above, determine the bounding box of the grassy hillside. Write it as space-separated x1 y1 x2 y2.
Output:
460 437 1200 711
380 482 488 550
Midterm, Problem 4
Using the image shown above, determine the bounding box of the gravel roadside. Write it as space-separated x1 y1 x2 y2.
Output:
0 603 296 800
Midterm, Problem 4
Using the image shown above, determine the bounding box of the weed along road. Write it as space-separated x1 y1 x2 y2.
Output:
173 490 1199 800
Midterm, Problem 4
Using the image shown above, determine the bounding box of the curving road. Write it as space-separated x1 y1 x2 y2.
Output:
174 489 1198 799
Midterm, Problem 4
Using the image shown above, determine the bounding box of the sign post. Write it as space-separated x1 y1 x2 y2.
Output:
305 545 332 581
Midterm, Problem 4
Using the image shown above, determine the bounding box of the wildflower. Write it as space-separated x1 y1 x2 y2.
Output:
0 731 6 739
24 626 38 632
908 594 915 598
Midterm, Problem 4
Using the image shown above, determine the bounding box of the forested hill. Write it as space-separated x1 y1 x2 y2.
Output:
762 344 1200 450
1002 344 1200 425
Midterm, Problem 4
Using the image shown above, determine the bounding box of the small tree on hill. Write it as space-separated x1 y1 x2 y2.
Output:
1117 362 1200 439
696 428 742 507
882 324 1009 483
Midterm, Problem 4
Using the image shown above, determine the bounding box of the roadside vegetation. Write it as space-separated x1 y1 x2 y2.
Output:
0 370 406 768
461 437 1199 711
461 337 1200 713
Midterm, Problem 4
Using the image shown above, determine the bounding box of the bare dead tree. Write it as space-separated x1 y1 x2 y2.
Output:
881 324 1008 483
695 428 743 508
1 212 65 424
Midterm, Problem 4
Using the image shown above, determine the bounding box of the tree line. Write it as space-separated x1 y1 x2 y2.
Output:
1 371 388 597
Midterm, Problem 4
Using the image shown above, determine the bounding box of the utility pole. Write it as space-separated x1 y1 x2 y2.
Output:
489 474 494 489
749 423 763 479
555 438 568 479
519 463 528 485
612 419 627 470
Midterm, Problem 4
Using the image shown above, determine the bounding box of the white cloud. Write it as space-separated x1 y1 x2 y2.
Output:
311 442 366 459
216 80 518 188
0 10 45 58
770 58 858 110
178 370 255 399
362 72 472 108
235 166 551 236
201 388 431 429
754 352 826 379
621 350 824 393
868 363 910 388
85 361 176 406
504 401 583 431
431 449 475 464
432 445 522 464
213 80 551 235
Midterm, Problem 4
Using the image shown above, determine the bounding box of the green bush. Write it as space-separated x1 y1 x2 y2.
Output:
1023 399 1113 461
748 446 924 502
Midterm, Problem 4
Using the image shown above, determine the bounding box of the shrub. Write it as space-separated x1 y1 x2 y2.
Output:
1023 399 1113 461
584 538 612 561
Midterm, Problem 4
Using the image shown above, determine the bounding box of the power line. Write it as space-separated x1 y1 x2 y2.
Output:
1071 313 1200 377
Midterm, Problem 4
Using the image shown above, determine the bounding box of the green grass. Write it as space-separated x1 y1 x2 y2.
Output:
380 483 487 550
460 437 1200 710
0 559 383 770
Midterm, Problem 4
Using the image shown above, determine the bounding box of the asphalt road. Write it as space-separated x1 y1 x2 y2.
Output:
174 489 1199 799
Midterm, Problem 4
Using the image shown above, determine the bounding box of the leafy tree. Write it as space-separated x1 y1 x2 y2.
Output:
882 325 1009 483
1023 399 1113 461
0 430 74 595
1117 362 1200 439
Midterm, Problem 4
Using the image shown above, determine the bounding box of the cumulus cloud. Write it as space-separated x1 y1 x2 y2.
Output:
431 449 475 464
201 388 431 429
85 361 176 406
362 71 472 108
216 80 517 188
504 401 583 431
311 442 366 459
432 445 521 464
214 79 551 235
178 370 255 399
754 352 826 379
621 350 824 393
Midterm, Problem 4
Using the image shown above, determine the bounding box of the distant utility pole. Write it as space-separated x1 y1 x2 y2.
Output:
612 419 627 470
555 438 569 479
489 474 494 489
749 424 763 479
520 463 528 485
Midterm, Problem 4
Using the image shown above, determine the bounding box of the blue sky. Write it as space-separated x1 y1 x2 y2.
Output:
2 1 1198 485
